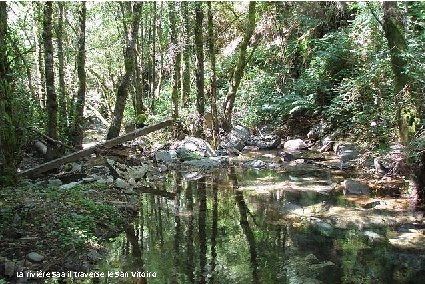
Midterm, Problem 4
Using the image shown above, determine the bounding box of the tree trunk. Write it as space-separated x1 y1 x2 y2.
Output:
0 2 18 185
107 3 142 140
382 2 416 144
133 3 144 116
71 2 87 149
32 3 45 109
223 2 256 131
207 2 219 148
194 2 205 137
168 2 181 125
42 2 58 143
153 2 164 113
182 2 191 108
151 2 157 99
55 2 68 135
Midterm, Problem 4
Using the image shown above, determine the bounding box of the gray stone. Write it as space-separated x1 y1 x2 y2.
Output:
279 151 295 162
48 179 63 187
174 137 216 161
184 172 205 181
155 150 177 163
249 160 267 168
363 231 385 243
342 179 371 196
311 217 334 236
4 260 15 277
87 249 102 262
220 125 251 151
60 181 81 190
26 252 44 263
114 178 129 189
284 139 308 150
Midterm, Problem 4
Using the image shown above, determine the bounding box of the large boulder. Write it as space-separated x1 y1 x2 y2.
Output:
248 135 281 150
172 137 216 161
284 139 308 150
155 150 178 164
342 179 371 196
220 125 251 151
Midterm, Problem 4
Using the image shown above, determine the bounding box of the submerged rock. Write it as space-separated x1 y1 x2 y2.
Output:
342 179 371 196
182 157 222 169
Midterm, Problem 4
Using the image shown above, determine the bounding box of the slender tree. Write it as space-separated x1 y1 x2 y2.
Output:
168 2 181 124
42 2 58 142
55 2 68 134
194 2 205 137
223 2 257 131
207 2 219 147
32 2 46 109
182 2 191 108
72 2 87 148
107 3 142 139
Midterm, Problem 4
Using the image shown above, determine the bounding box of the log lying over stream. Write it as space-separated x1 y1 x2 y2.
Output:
19 119 173 178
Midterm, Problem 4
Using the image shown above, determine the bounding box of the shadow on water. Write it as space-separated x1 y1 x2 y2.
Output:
93 165 425 284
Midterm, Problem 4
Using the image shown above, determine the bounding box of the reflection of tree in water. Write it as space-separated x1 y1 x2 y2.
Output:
229 167 260 283
209 177 219 283
198 177 208 284
172 172 182 283
186 180 195 283
124 224 146 284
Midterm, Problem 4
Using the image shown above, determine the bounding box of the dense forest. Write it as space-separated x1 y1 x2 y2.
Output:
1 1 425 283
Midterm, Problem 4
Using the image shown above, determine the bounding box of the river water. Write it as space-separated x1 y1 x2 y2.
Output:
94 157 425 283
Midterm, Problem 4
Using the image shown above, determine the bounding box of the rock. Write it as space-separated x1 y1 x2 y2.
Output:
26 252 44 263
319 136 335 152
232 125 251 141
155 150 177 163
363 200 381 209
115 178 129 189
184 172 205 181
60 181 81 190
48 178 63 187
220 125 251 151
248 160 267 168
342 179 371 196
284 139 308 150
82 177 96 183
374 158 390 175
311 217 334 236
279 151 295 162
174 137 216 161
87 249 101 262
4 260 15 277
107 159 149 181
363 231 385 243
182 157 222 169
248 135 281 150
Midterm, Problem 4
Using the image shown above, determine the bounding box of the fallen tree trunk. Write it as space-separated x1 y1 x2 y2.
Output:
19 119 173 178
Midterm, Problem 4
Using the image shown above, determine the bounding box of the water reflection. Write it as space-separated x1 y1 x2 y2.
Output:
97 167 425 284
